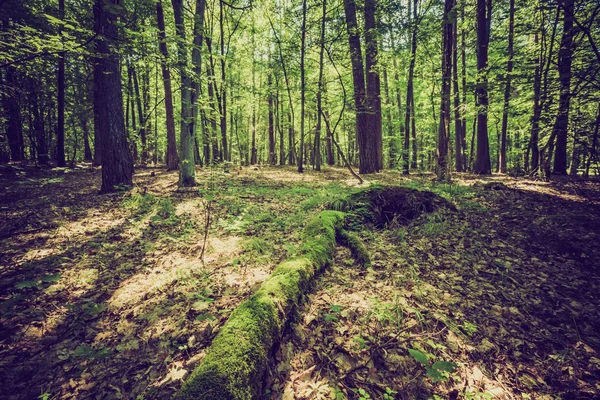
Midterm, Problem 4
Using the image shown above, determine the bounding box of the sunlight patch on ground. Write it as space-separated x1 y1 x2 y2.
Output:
108 252 203 310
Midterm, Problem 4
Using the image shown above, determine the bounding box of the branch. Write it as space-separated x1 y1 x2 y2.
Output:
0 33 98 69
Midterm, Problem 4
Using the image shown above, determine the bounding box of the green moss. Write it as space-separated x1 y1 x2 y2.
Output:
338 229 372 268
176 210 345 400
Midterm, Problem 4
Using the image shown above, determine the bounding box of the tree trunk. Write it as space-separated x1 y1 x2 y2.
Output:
499 0 514 173
383 67 396 169
56 0 66 167
3 67 24 161
192 0 206 166
404 0 418 174
218 0 228 162
172 0 196 185
530 32 542 172
132 66 147 163
93 0 133 192
474 0 492 175
315 0 327 172
437 0 455 181
344 0 375 174
156 0 179 170
452 16 463 172
364 0 383 171
299 0 307 173
552 0 574 175
268 72 276 165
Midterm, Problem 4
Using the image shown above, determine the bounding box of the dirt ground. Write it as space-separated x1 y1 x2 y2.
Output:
1 164 599 400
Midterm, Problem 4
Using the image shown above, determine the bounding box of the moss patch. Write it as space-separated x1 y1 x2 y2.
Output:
338 229 371 268
175 211 345 400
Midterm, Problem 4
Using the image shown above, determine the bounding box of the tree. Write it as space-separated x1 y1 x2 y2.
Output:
437 0 455 181
298 0 307 173
56 0 66 167
499 0 515 173
473 0 492 175
364 0 383 171
156 0 179 171
93 0 133 192
171 0 195 186
343 0 378 174
552 0 575 175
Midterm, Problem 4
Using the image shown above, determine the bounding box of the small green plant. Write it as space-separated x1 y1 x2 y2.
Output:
408 348 457 382
356 388 371 400
323 304 343 322
383 387 397 400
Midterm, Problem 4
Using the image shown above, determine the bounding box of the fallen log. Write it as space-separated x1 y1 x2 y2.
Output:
175 211 345 400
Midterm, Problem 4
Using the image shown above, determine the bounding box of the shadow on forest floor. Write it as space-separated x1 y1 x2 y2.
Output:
1 165 599 400
266 175 600 400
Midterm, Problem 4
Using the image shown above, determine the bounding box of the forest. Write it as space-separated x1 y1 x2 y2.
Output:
1 0 600 399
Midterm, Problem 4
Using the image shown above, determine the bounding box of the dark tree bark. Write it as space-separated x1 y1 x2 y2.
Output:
364 0 383 171
343 0 376 174
460 3 468 168
552 0 575 175
93 0 133 192
474 0 492 175
171 0 195 186
56 0 66 167
499 0 515 173
156 0 179 170
437 0 455 181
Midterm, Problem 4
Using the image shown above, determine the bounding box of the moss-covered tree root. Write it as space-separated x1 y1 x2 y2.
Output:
175 211 345 400
337 229 371 268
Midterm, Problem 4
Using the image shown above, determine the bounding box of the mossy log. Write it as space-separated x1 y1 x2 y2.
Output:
175 211 345 400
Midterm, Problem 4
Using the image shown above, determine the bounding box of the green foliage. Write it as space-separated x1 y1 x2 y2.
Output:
408 348 457 382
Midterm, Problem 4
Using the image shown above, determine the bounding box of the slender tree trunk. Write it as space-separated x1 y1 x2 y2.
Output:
93 0 133 192
584 104 600 177
452 16 463 172
56 0 66 167
344 0 375 174
499 0 514 173
404 0 418 174
460 3 468 167
298 0 307 173
268 72 276 165
383 67 396 169
530 32 542 172
315 0 327 172
192 0 206 165
156 0 178 170
3 67 24 161
82 117 92 162
172 0 195 185
437 0 455 181
474 0 492 175
552 0 574 175
132 66 147 163
218 0 229 161
392 55 403 169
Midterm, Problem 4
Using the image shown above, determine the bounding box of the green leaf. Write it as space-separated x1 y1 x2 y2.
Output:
195 313 215 322
408 348 429 364
324 313 338 322
15 281 38 289
432 360 457 372
426 366 444 382
40 274 61 283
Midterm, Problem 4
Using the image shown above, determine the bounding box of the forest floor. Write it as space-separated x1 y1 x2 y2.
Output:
0 164 599 400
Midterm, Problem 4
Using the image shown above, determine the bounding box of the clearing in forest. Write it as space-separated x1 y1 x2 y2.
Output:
1 165 599 399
